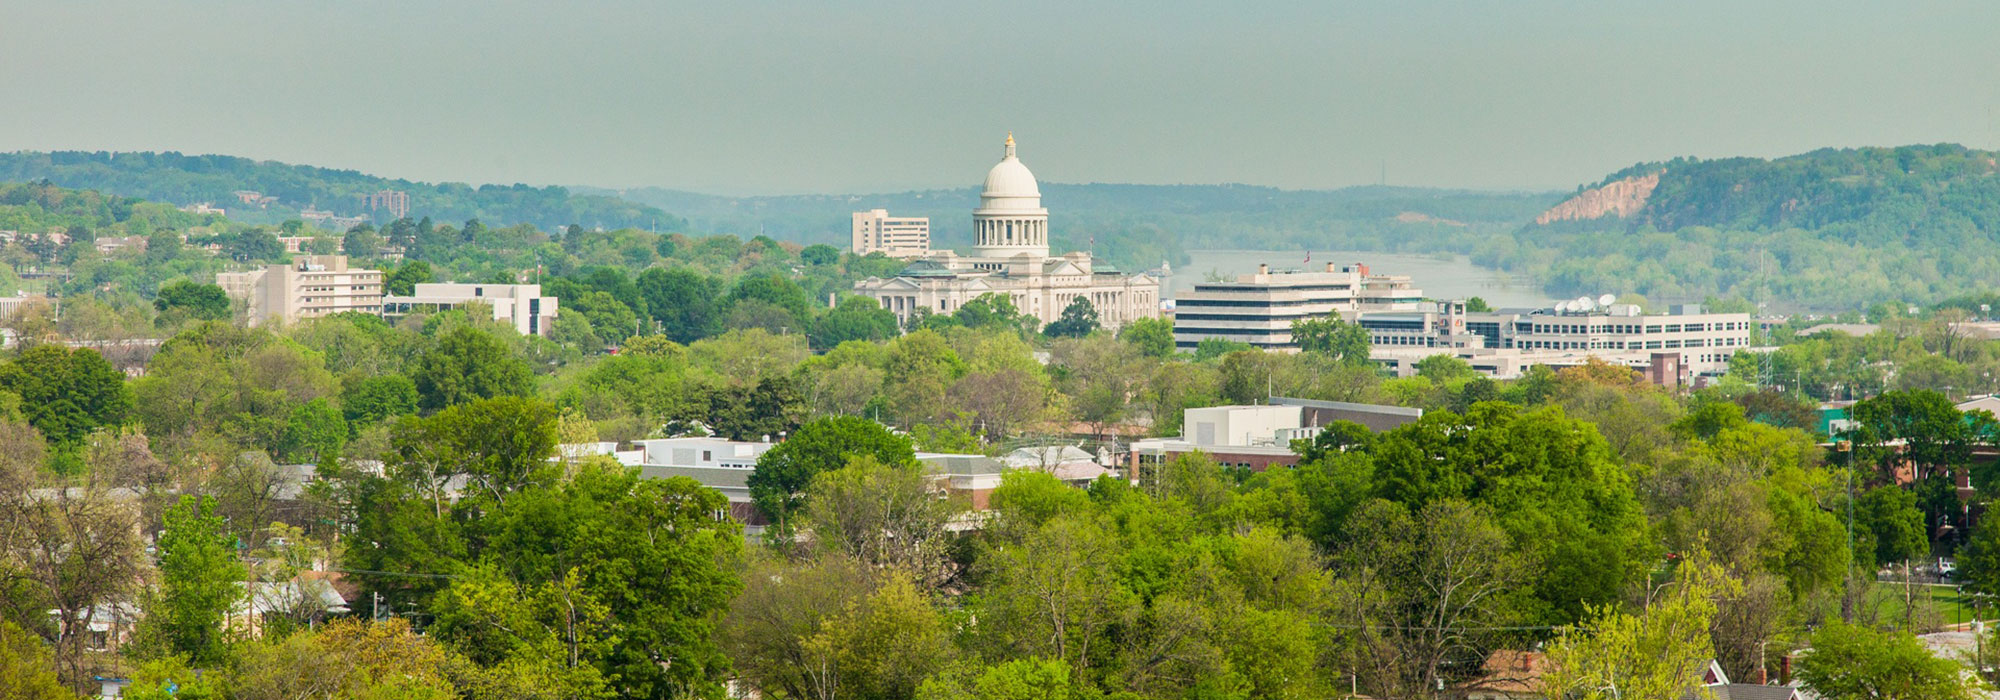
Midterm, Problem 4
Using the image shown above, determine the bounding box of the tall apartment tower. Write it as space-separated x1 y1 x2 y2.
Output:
215 255 384 326
851 209 930 258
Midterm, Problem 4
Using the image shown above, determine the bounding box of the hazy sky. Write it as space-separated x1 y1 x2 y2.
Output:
5 1 1999 195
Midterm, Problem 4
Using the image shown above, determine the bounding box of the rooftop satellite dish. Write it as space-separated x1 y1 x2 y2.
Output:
1577 296 1593 311
1598 293 1617 306
1556 301 1572 313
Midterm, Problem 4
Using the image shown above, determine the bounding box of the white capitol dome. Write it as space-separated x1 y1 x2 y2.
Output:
980 133 1041 210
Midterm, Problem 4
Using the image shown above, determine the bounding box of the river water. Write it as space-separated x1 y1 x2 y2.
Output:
1170 249 1553 308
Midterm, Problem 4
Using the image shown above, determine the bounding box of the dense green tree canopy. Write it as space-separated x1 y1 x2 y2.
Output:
153 280 230 321
134 495 246 667
748 415 914 528
1042 297 1099 339
0 345 130 447
412 326 534 411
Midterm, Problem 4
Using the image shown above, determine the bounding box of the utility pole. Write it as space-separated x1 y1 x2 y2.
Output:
1843 438 1855 622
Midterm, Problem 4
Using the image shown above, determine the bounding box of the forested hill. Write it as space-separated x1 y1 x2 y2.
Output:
591 183 1562 270
1502 144 2000 310
0 151 678 233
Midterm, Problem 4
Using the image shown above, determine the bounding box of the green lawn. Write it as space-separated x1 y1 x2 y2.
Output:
1871 582 1987 627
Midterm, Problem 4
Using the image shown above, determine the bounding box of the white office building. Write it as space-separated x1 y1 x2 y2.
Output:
1172 262 1425 350
1365 303 1754 380
852 209 931 258
216 255 384 327
382 283 559 337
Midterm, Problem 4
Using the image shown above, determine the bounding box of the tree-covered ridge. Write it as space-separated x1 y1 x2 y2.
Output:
1580 144 2000 234
599 183 1563 271
0 151 679 232
0 180 214 235
1504 144 2000 309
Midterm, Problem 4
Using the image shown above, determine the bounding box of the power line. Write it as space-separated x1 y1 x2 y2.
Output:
322 568 458 580
1317 621 1563 632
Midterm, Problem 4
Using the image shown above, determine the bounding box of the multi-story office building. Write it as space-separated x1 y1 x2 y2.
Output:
1365 303 1754 379
1171 262 1425 350
382 283 560 337
851 209 931 258
1166 258 1752 379
216 255 383 326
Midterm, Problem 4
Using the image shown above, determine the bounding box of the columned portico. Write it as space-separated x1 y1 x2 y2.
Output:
854 134 1161 331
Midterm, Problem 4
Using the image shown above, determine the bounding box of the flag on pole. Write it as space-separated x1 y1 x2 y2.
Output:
1304 249 1311 263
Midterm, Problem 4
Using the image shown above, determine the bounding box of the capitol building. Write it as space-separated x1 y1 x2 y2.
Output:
853 135 1162 330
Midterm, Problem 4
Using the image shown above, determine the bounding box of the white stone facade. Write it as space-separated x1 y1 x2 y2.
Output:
853 135 1161 330
382 283 559 337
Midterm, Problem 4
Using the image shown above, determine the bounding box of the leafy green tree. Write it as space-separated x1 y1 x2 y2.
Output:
1117 316 1175 358
706 376 804 442
882 330 965 426
803 573 958 700
0 345 130 447
1051 333 1144 439
1796 621 1983 700
728 274 815 323
954 293 1036 334
565 290 641 343
1851 390 1972 476
1959 511 2000 596
1042 297 1099 338
342 224 382 258
383 260 434 296
1413 353 1475 382
442 463 743 698
1290 317 1370 365
638 267 724 344
137 495 246 667
384 217 418 249
800 243 840 266
1361 404 1652 624
1331 498 1527 697
975 513 1136 677
412 326 533 411
1193 337 1253 361
748 416 914 529
279 397 346 464
1464 296 1491 312
812 295 899 350
395 396 557 503
804 456 959 588
948 368 1047 441
230 619 458 700
230 229 283 262
1856 485 1929 570
153 280 230 321
341 374 419 426
0 621 70 700
918 658 1074 700
1541 552 1741 700
428 565 614 698
722 556 879 700
122 656 228 700
1761 486 1851 598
